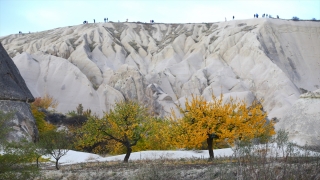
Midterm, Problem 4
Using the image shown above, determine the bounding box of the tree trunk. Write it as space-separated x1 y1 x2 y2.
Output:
55 158 60 170
124 146 132 163
36 156 39 168
207 137 214 160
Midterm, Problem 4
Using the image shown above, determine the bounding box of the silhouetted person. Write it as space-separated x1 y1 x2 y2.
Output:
233 16 234 20
277 15 279 19
94 19 95 23
254 14 255 18
104 18 106 22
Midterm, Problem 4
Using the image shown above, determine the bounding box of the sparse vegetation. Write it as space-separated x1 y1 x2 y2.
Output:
241 25 257 32
292 16 300 21
237 23 247 27
129 40 140 52
209 36 218 44
35 135 320 179
0 111 39 180
32 94 58 110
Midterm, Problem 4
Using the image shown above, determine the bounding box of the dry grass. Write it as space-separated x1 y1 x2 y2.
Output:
31 131 320 179
35 151 320 180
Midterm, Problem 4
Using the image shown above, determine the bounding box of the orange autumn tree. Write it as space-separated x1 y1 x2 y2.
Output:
170 95 275 160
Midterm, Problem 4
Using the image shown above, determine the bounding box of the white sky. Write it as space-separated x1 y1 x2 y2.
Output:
0 0 319 37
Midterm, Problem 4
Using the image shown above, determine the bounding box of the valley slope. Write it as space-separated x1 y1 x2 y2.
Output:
1 18 320 145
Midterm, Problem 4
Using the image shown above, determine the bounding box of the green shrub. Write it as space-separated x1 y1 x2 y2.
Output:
0 111 39 180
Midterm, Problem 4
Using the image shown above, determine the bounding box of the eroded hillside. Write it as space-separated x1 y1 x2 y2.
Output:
1 19 319 121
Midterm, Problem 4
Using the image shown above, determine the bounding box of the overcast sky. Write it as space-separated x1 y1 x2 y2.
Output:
0 0 319 37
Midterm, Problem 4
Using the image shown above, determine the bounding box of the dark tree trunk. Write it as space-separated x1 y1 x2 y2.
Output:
124 146 132 163
36 156 39 168
207 137 214 160
55 158 60 170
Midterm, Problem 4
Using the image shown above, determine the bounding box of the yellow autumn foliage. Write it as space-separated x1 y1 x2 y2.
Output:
170 95 275 150
32 94 58 110
133 117 175 151
31 105 56 135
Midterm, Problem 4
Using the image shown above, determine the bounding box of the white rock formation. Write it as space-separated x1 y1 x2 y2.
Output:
276 89 320 146
1 19 320 145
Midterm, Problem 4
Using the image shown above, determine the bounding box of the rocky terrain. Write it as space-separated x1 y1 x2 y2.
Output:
1 18 319 145
0 43 38 142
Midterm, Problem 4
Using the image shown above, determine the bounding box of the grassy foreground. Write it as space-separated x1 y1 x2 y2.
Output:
35 142 320 180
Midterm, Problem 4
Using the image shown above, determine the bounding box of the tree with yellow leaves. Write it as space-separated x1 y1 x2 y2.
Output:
170 95 275 160
134 117 175 151
31 94 57 135
31 105 56 135
75 100 152 162
32 94 58 110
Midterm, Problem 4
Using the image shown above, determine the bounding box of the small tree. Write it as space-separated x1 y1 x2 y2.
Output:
76 100 151 162
170 95 275 160
40 130 71 170
32 94 58 110
76 104 84 115
31 105 56 135
0 111 39 179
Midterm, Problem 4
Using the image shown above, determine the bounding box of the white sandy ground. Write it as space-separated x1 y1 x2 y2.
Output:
42 143 320 166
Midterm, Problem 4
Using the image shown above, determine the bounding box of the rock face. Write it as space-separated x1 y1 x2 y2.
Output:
0 43 34 101
0 43 38 142
276 89 320 146
1 19 319 145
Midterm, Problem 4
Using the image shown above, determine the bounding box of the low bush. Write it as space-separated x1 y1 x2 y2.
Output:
0 111 39 180
292 16 300 21
32 94 58 110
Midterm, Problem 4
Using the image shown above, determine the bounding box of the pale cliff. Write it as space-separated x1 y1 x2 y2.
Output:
1 18 319 145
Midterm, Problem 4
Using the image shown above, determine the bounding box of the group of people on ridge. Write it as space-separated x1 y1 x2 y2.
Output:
255 13 280 19
82 18 156 24
83 17 108 24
